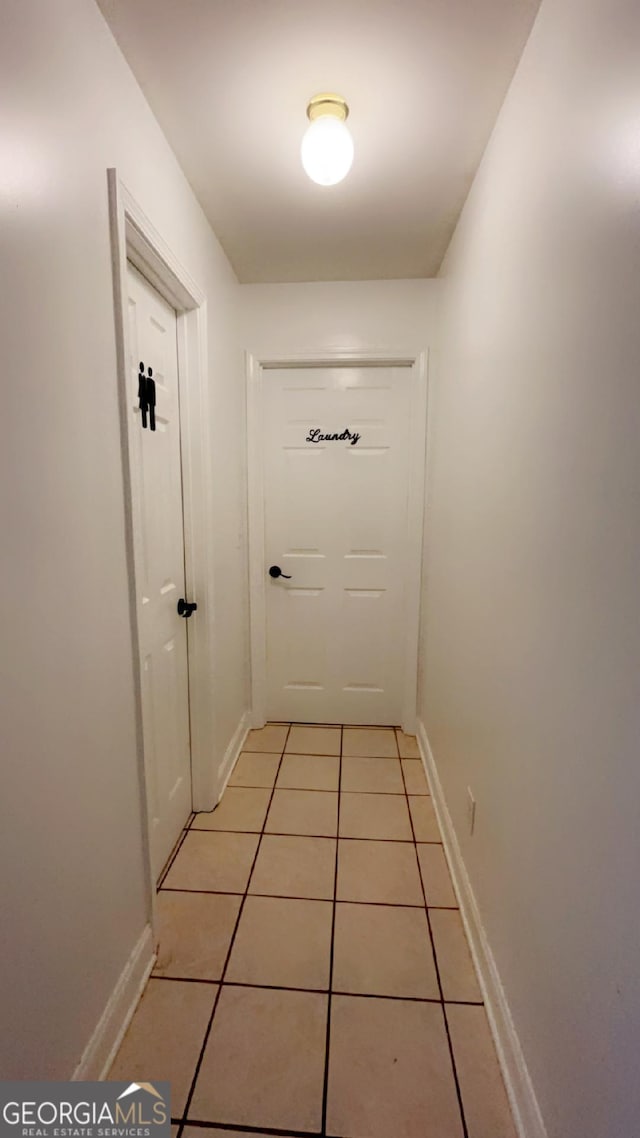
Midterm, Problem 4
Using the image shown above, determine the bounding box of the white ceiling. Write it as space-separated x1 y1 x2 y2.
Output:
98 0 540 283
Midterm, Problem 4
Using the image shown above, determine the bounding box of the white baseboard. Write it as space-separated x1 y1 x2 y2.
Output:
216 710 251 802
416 720 547 1138
72 924 155 1081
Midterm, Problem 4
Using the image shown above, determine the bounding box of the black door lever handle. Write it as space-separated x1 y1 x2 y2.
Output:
269 565 292 579
177 598 198 617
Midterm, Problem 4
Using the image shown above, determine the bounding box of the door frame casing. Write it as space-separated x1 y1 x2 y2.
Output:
246 348 429 734
108 170 217 910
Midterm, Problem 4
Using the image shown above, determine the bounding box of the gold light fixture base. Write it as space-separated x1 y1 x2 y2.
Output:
306 93 349 122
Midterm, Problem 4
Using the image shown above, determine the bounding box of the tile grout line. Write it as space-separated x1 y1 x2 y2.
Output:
157 825 191 889
180 1119 331 1136
243 748 341 757
159 886 459 911
153 972 483 1006
175 724 293 1138
397 730 470 1138
188 828 442 844
157 810 198 887
212 786 429 797
320 724 342 1137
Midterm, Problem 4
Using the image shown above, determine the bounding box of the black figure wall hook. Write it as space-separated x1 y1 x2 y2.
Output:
138 362 157 432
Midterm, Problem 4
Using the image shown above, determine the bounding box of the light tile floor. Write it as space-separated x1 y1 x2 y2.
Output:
109 724 516 1138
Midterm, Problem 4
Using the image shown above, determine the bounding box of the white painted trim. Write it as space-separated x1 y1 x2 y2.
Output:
261 354 417 369
216 710 252 801
246 347 428 729
416 720 548 1138
72 925 155 1080
174 299 218 814
401 351 429 734
254 346 420 369
108 170 219 844
246 352 267 728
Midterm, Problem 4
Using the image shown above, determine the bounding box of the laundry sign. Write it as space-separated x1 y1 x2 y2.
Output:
306 427 361 446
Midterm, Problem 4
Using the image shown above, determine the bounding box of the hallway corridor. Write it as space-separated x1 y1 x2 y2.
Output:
108 725 516 1138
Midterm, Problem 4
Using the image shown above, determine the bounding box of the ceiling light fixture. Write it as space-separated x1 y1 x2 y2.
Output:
301 94 354 186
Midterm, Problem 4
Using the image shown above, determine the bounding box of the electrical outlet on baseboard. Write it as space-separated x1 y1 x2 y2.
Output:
467 787 476 836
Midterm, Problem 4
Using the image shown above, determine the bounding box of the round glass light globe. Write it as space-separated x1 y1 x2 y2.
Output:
301 115 354 186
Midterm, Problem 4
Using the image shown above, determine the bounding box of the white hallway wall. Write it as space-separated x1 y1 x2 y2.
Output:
0 0 248 1078
240 279 440 360
420 0 640 1136
240 279 440 731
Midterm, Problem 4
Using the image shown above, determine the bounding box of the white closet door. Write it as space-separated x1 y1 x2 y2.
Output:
263 366 412 725
127 263 192 878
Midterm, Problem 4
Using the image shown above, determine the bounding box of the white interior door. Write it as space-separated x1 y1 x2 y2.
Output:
126 263 192 879
263 365 413 725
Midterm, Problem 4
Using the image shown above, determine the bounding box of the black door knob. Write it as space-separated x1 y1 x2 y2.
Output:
177 598 198 618
268 565 292 579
